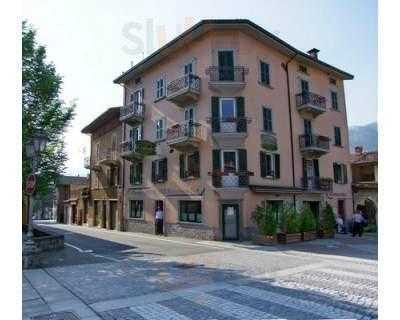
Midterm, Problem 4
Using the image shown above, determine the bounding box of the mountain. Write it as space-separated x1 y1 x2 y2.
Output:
349 122 378 152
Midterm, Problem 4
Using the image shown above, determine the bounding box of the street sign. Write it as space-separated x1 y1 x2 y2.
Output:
26 174 37 195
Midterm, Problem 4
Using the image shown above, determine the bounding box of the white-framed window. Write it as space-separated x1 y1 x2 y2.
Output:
184 62 193 76
155 118 165 140
180 151 200 179
260 151 280 179
333 162 348 184
155 77 165 100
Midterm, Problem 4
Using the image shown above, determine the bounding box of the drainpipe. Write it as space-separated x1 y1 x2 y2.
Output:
119 83 127 231
281 53 298 208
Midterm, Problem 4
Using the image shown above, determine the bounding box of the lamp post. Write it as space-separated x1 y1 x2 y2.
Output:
23 130 48 268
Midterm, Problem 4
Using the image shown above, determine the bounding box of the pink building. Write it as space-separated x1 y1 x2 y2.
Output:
111 19 353 240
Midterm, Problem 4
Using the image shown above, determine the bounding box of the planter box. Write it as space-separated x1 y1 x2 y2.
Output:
277 232 302 244
318 229 335 239
301 231 317 241
253 234 277 245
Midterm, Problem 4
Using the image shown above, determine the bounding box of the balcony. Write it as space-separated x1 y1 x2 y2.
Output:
210 171 252 200
120 140 156 161
120 102 145 124
210 117 250 148
206 66 248 94
299 134 330 158
84 156 100 171
260 132 278 151
166 74 201 106
166 122 202 152
296 92 326 118
302 177 333 192
96 149 119 167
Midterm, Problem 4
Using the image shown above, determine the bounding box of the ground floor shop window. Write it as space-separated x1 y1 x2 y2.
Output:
129 200 143 219
179 201 202 223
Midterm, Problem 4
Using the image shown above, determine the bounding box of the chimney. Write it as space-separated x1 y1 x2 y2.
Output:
354 146 363 154
307 48 320 60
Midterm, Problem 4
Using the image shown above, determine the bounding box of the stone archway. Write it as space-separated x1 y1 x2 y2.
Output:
364 198 377 226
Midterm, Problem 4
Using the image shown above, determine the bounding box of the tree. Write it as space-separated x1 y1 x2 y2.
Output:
252 205 277 236
320 203 336 232
299 204 317 232
22 21 75 197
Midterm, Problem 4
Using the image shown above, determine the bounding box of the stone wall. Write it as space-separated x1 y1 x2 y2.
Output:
33 234 64 251
126 219 155 234
165 223 216 240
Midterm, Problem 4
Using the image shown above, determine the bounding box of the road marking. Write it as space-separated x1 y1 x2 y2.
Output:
91 253 124 262
65 243 93 253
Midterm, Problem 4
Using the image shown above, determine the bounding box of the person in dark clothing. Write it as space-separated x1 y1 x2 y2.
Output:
155 206 164 235
352 209 365 237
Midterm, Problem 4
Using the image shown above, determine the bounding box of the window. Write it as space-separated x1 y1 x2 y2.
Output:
301 79 309 94
184 106 195 123
334 127 342 146
129 125 142 142
179 201 202 223
109 166 119 186
184 62 193 76
333 163 348 184
129 200 143 219
260 151 280 179
222 150 238 173
331 91 338 110
152 158 168 183
180 151 200 179
259 60 270 85
155 119 165 140
262 107 273 132
155 78 165 99
299 65 308 74
129 162 143 185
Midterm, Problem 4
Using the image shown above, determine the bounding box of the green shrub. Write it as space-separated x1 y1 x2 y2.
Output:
364 224 377 233
320 203 336 232
252 205 277 236
300 204 317 232
279 205 300 234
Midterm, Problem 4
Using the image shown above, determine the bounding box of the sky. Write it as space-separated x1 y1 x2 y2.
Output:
22 0 377 176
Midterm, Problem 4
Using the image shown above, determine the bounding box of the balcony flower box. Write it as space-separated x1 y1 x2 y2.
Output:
277 232 302 244
301 230 317 241
253 234 277 246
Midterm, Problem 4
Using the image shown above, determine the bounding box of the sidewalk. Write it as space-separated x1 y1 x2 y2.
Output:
23 269 101 320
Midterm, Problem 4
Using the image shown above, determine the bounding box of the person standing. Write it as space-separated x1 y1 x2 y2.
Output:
336 215 344 234
155 206 164 235
352 208 365 237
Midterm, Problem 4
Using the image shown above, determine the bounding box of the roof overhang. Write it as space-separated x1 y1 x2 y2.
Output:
81 107 120 134
114 19 354 84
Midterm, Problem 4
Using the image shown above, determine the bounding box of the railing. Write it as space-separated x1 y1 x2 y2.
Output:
299 134 330 151
97 148 118 163
166 122 202 141
296 92 326 110
209 117 250 133
120 102 145 119
302 177 333 192
121 140 139 153
120 139 156 156
166 74 200 96
206 66 248 82
210 171 252 188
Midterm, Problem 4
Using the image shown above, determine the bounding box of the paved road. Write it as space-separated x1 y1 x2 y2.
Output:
23 224 378 320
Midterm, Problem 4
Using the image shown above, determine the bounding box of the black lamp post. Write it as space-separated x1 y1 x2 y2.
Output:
23 130 48 268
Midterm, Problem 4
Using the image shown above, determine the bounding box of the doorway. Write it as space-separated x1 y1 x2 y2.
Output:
222 204 239 240
71 205 77 224
109 201 117 230
102 201 107 228
155 200 164 235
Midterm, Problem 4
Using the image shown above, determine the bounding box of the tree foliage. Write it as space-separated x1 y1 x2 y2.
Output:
299 204 317 232
279 205 300 234
320 203 336 232
252 205 277 236
22 21 75 197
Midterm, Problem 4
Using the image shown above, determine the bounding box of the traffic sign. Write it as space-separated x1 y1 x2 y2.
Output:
26 174 37 195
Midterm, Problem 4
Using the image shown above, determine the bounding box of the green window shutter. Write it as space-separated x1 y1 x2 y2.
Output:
236 97 246 132
313 159 320 177
211 97 220 133
129 164 134 185
260 151 266 178
274 154 280 179
212 149 221 187
263 107 272 132
193 151 200 177
151 161 156 182
343 164 348 184
333 163 339 183
162 158 168 180
238 149 248 187
179 154 185 179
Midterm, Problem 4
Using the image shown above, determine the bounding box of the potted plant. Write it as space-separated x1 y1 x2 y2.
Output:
300 204 317 241
252 205 277 245
277 205 302 244
319 203 336 238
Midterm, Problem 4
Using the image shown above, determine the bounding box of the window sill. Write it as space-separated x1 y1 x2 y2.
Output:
181 176 200 181
262 176 278 180
129 184 145 189
154 96 166 103
258 81 274 89
127 217 146 221
153 179 167 184
177 221 206 227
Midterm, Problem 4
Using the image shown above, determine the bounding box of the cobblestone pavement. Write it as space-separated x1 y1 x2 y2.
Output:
23 224 377 320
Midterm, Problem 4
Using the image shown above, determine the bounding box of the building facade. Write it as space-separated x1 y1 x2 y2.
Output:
105 19 355 240
351 146 378 225
82 108 124 230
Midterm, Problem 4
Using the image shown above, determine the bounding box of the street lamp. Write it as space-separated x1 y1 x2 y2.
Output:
23 130 48 268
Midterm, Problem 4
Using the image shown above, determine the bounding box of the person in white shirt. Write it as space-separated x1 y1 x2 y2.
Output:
155 206 164 235
336 216 344 233
352 207 365 237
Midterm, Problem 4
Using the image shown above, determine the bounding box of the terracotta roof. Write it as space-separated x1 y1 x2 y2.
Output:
351 151 378 165
114 19 354 84
81 107 120 134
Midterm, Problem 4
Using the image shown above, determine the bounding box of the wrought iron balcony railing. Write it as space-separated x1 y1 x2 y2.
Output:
302 177 333 192
296 92 326 110
206 66 248 82
166 121 202 141
120 102 145 122
120 139 156 158
299 134 330 151
208 117 250 133
166 74 200 96
96 148 118 164
210 170 252 188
